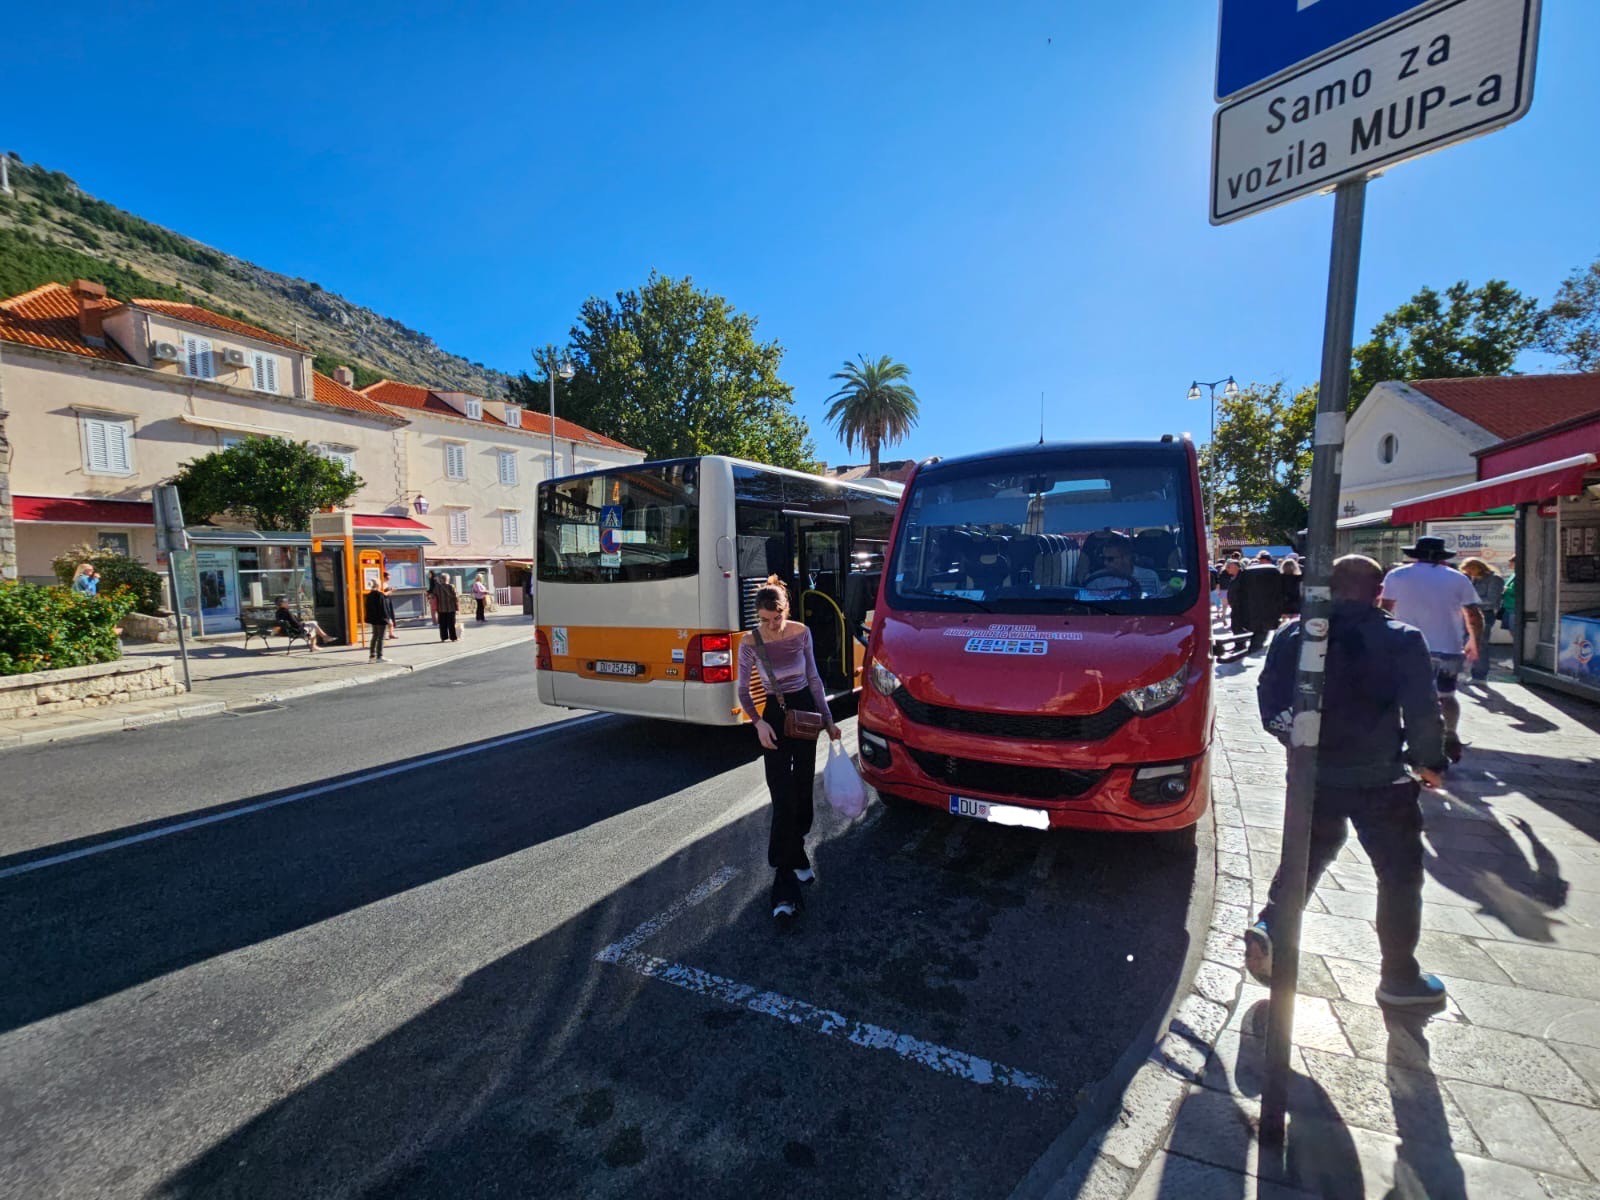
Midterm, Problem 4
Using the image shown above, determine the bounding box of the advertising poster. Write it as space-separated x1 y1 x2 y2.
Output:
195 547 238 629
1557 614 1600 683
1424 519 1515 570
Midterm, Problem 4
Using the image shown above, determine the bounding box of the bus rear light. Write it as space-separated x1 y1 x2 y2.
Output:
535 629 553 671
685 633 733 683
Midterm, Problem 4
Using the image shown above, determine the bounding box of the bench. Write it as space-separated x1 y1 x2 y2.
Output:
241 616 312 654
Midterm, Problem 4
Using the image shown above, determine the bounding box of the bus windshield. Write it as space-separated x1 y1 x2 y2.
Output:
539 462 700 584
887 451 1199 615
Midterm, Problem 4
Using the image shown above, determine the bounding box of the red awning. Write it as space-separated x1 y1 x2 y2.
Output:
14 496 155 525
1391 453 1598 525
352 514 432 531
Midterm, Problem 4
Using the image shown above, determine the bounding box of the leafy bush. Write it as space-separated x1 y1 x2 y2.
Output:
51 543 165 614
0 582 136 676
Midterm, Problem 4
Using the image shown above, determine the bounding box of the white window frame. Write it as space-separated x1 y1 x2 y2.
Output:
221 434 246 450
447 508 471 546
464 399 483 420
96 531 132 556
319 444 357 472
182 335 214 380
444 441 467 481
504 407 522 429
80 414 135 476
250 351 279 394
497 449 519 487
500 510 522 545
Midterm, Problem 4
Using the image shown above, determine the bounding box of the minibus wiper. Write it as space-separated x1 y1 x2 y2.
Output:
901 589 994 613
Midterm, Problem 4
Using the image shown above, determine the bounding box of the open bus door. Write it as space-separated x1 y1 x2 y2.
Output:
789 512 851 694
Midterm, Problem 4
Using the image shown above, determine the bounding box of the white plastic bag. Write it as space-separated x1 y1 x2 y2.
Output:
823 740 868 818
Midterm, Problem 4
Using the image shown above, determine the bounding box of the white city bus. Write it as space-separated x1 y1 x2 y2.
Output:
535 456 902 724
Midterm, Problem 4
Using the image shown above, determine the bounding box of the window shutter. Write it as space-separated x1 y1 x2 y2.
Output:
85 419 110 472
498 450 517 486
264 355 277 393
450 510 470 544
184 336 213 379
445 443 466 479
251 352 278 393
105 421 131 473
502 512 520 544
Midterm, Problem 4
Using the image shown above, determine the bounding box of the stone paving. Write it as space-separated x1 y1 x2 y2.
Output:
0 611 535 750
1126 652 1600 1199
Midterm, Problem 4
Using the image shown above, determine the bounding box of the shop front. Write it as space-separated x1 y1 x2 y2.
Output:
1393 448 1600 702
173 522 434 641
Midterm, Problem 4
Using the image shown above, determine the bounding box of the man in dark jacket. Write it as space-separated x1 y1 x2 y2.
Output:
1229 550 1286 652
429 572 460 642
364 580 395 662
1246 554 1451 1008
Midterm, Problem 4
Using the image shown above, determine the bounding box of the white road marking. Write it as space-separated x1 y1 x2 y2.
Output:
596 867 1059 1100
595 866 740 963
0 712 615 882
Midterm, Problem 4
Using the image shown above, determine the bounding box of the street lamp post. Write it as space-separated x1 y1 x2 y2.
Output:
538 352 577 477
1188 375 1239 541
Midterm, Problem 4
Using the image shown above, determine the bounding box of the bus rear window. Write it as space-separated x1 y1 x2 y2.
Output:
539 463 700 583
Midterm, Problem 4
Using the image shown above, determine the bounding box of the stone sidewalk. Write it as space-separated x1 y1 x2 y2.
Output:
1114 655 1600 1199
0 612 536 750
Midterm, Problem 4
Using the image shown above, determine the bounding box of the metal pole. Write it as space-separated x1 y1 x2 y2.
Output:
165 555 193 692
1260 177 1367 1149
1207 382 1218 537
547 368 558 477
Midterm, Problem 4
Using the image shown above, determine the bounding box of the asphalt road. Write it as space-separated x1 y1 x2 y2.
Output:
0 645 1202 1199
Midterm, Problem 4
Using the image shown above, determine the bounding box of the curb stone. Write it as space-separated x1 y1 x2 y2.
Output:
1019 756 1254 1200
0 634 535 751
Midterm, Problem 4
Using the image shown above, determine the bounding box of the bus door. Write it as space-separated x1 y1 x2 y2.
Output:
789 511 851 693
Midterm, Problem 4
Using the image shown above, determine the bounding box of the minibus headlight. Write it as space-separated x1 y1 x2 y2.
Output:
869 660 901 696
1120 667 1186 714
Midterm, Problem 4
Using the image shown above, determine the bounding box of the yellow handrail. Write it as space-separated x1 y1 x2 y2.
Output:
801 589 850 686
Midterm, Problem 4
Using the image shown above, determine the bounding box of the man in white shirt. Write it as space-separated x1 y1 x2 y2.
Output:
1380 536 1484 762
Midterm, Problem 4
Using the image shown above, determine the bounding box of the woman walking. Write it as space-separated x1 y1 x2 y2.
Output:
1460 557 1505 681
1279 556 1303 618
736 578 842 925
470 571 490 622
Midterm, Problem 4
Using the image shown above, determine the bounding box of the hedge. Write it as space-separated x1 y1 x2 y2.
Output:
51 543 164 615
0 581 136 676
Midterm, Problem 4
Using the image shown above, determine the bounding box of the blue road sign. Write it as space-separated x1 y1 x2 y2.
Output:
600 505 622 530
1216 0 1440 99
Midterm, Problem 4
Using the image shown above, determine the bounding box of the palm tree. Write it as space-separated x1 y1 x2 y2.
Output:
825 355 920 476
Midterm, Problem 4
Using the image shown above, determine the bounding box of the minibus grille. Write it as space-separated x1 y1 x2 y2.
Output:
907 749 1104 800
892 689 1133 742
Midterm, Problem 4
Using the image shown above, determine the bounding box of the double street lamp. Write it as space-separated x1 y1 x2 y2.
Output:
1188 375 1239 538
537 352 577 476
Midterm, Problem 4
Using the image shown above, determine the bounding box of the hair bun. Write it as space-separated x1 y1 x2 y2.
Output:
765 575 788 591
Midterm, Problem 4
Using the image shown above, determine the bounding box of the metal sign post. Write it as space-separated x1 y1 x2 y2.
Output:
152 485 193 693
1259 177 1366 1149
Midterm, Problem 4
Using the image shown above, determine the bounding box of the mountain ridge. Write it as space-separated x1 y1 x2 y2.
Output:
0 158 513 397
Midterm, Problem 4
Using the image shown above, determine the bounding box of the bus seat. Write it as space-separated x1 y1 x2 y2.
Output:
1135 528 1177 571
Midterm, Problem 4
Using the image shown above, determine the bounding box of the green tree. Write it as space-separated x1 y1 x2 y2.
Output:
824 355 920 476
172 438 363 532
1349 280 1541 409
508 272 816 469
1538 254 1600 373
1201 381 1318 543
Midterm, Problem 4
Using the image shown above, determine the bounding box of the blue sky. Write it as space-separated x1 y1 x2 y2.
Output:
9 1 1596 467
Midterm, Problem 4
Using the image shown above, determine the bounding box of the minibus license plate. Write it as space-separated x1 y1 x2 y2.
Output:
594 660 640 677
949 795 1050 830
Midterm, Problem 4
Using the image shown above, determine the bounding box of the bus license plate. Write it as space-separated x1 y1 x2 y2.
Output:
594 660 641 677
949 795 1051 830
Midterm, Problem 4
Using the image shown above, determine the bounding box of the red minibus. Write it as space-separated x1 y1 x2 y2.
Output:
856 439 1213 843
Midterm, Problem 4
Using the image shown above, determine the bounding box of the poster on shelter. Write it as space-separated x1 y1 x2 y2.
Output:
1424 519 1515 570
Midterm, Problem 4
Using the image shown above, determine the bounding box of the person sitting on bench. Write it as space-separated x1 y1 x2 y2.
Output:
274 596 331 651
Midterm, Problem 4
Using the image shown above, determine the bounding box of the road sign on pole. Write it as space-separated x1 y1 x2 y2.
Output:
151 484 193 692
1217 0 1445 100
1212 0 1540 224
600 505 622 568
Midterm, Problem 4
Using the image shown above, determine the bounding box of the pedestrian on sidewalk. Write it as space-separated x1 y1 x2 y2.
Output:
364 579 395 662
470 571 489 622
1459 557 1505 682
1247 553 1452 1008
71 563 99 595
1229 550 1286 652
1379 536 1484 762
1499 555 1518 639
429 572 460 642
735 577 841 926
1279 555 1303 617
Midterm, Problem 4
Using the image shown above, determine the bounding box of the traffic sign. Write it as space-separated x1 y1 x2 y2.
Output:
1211 0 1539 224
600 505 622 567
1217 0 1443 101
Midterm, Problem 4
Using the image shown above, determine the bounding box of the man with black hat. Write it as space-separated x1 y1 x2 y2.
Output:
1380 535 1483 762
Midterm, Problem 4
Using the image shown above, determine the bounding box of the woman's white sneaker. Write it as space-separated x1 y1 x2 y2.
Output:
794 868 815 884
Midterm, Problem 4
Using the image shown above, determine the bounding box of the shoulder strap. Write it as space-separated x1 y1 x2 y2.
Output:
750 629 787 711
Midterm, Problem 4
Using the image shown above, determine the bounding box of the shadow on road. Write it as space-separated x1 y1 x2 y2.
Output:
0 717 753 1035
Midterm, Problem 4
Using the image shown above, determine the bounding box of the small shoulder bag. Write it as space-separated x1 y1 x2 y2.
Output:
751 629 828 741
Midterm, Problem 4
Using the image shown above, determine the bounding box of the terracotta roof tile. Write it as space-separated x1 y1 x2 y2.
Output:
312 371 401 420
1410 375 1600 441
130 299 308 351
0 283 130 362
362 379 640 452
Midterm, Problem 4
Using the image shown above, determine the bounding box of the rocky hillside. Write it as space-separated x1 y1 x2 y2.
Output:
0 157 511 395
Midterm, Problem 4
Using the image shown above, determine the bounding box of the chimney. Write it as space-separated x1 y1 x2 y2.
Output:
72 279 108 345
333 365 356 388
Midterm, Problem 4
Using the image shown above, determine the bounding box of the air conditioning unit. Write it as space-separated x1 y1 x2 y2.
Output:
223 347 248 367
152 341 181 362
